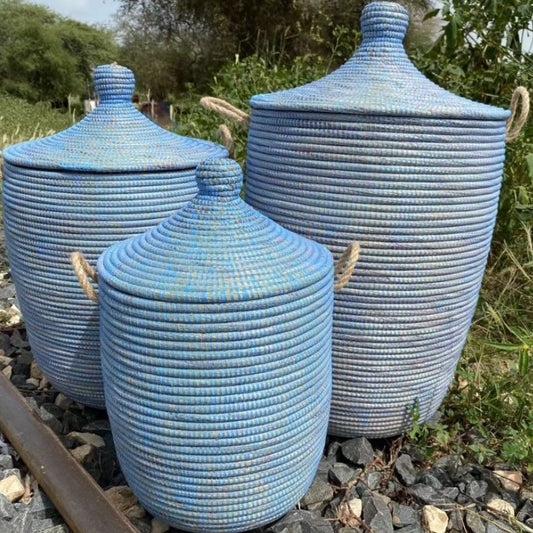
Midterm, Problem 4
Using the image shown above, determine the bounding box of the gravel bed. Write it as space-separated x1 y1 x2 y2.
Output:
0 230 531 533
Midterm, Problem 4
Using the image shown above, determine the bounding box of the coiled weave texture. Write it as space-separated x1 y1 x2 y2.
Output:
246 1 511 438
1 64 227 409
98 158 333 532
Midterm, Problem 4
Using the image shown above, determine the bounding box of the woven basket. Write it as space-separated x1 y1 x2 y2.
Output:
2 64 227 408
96 158 333 532
245 1 511 438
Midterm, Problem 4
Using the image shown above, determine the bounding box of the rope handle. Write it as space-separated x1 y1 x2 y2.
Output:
70 252 99 303
506 86 530 143
218 124 235 159
200 97 250 129
334 242 361 292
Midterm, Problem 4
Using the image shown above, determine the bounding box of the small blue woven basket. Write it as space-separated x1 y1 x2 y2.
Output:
245 1 511 438
97 158 334 533
2 64 227 408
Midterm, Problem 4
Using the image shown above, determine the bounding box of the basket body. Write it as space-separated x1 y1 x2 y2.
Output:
98 159 334 532
245 2 510 438
1 65 227 408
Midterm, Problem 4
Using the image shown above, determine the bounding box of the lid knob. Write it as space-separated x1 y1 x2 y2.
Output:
94 64 135 104
196 158 243 199
361 1 409 42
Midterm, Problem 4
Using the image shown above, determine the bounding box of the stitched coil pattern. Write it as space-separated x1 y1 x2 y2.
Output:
1 64 227 408
97 159 334 532
245 1 509 438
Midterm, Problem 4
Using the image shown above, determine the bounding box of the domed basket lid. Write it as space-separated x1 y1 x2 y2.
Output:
98 158 332 303
250 1 510 121
3 64 228 172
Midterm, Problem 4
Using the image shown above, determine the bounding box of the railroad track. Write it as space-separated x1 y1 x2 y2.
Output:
0 371 138 533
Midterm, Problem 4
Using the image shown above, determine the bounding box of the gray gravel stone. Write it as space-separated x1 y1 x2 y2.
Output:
324 494 344 521
28 490 58 520
465 510 485 533
300 477 335 511
267 510 334 533
38 526 70 533
12 350 32 375
496 489 520 509
395 454 417 486
366 472 382 491
439 487 459 501
327 441 341 459
448 509 464 531
427 467 453 487
32 515 67 532
10 331 29 350
433 455 462 474
129 517 151 533
362 493 393 533
0 494 13 521
3 510 33 533
329 463 360 487
390 502 420 527
416 472 442 490
0 456 13 471
39 407 62 435
485 519 510 533
61 411 84 434
0 286 16 301
81 419 111 434
40 404 64 421
340 438 374 468
11 374 27 387
517 500 533 523
466 480 488 501
0 469 21 482
407 484 457 506
396 523 423 533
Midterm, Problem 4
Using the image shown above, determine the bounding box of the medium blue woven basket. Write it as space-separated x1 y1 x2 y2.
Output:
245 1 511 438
2 64 227 408
97 158 333 533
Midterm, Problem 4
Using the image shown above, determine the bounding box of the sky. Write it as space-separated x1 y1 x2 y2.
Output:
29 0 120 26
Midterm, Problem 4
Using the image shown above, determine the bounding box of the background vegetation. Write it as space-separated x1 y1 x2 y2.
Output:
0 0 531 470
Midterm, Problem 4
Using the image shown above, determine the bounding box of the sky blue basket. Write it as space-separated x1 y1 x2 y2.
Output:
1 64 227 408
245 1 512 438
96 158 334 532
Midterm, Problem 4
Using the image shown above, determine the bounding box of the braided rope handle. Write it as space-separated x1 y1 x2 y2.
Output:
218 124 235 159
70 252 99 303
334 242 361 292
200 97 250 129
506 87 530 143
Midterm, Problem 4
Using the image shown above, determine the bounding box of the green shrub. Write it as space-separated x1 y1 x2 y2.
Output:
0 91 72 153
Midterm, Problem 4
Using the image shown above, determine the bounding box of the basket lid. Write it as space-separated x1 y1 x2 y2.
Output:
3 64 227 172
250 1 510 121
98 158 332 303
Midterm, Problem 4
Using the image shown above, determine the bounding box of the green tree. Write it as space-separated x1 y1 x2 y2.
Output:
0 0 118 102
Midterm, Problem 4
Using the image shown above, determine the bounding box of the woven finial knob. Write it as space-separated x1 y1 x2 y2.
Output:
94 64 135 104
361 1 409 42
196 158 243 199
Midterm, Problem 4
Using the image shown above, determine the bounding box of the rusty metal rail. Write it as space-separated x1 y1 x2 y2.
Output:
0 372 138 533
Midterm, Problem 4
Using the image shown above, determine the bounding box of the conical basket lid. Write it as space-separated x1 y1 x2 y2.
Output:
250 1 509 120
3 64 227 172
98 158 332 303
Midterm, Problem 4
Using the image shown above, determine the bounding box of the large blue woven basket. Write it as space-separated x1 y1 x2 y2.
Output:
2 64 227 408
97 158 333 533
245 1 511 438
